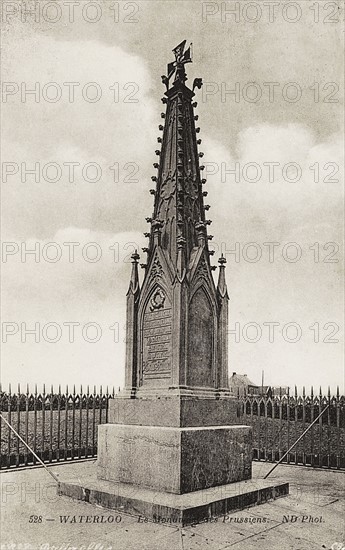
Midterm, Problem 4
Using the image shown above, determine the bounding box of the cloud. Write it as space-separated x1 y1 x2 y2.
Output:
2 35 157 239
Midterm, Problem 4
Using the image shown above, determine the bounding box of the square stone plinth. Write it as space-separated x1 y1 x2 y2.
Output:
58 466 289 526
97 424 252 494
107 396 239 427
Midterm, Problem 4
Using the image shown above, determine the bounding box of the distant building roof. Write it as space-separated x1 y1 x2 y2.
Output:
229 372 259 388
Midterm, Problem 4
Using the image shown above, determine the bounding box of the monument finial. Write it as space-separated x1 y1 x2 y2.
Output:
217 253 229 299
162 40 193 90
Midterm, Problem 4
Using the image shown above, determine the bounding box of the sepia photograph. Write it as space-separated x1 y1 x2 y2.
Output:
0 1 344 549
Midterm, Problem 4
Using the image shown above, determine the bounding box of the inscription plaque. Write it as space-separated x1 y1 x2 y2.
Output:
141 290 172 383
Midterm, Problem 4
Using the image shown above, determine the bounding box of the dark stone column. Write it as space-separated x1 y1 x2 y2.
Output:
217 254 230 391
124 251 140 396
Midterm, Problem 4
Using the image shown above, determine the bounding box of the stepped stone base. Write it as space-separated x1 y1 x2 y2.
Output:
97 423 252 494
58 468 289 526
58 402 289 524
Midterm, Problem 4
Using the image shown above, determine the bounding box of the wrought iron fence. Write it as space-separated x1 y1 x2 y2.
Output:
0 384 115 469
236 387 345 470
1 384 344 471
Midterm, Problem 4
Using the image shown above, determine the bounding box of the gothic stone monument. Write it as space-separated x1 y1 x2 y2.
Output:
59 41 289 524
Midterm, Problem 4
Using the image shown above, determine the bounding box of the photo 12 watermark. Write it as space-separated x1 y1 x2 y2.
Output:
1 1 140 24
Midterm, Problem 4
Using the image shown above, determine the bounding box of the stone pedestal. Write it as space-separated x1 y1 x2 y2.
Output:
97 424 252 494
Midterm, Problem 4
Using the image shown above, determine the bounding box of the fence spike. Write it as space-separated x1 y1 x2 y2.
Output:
295 385 298 399
311 385 314 399
93 385 96 396
302 386 305 398
87 385 89 396
112 386 115 398
58 384 61 395
18 382 20 395
51 384 53 395
336 385 340 399
43 383 46 395
9 383 11 395
328 386 331 399
66 384 69 396
35 383 37 396
106 385 109 396
80 384 83 396
0 382 2 393
118 386 120 395
26 383 29 395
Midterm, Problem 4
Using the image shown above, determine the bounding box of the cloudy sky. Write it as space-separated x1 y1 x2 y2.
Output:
1 0 344 393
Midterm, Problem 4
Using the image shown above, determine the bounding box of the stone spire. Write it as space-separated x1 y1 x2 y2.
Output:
124 41 229 396
145 41 212 274
127 250 140 296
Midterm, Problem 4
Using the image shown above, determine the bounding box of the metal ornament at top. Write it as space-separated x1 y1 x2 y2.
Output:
161 40 202 91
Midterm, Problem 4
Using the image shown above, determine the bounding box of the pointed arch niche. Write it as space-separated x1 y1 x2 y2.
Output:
187 286 215 388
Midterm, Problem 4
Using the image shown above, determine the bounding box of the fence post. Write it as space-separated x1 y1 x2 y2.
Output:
287 387 290 465
16 383 20 467
64 384 68 461
319 386 323 467
105 386 109 423
57 385 61 461
7 383 12 467
42 383 46 462
99 385 103 429
302 386 306 465
85 385 90 458
33 384 37 465
271 394 276 462
72 385 76 460
78 385 83 459
49 384 53 463
327 387 331 468
92 385 96 457
264 396 268 461
294 386 298 465
311 385 314 466
336 386 340 469
25 384 29 466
